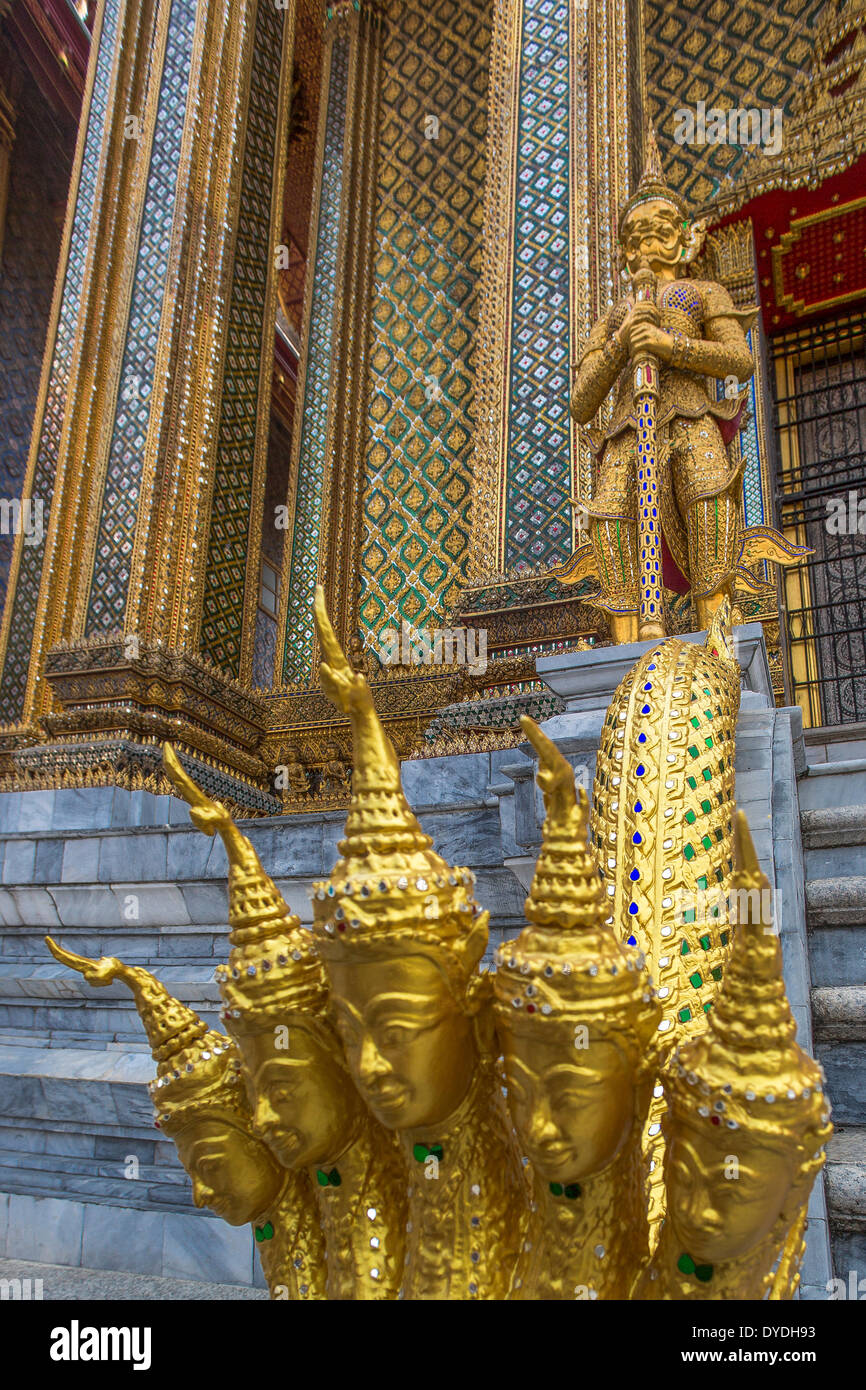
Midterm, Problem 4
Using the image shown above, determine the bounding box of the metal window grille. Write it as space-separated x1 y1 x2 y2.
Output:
771 310 866 729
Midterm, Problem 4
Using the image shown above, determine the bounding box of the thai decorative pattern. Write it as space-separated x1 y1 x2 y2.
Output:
645 0 827 207
41 593 831 1300
85 0 198 634
280 27 352 683
470 0 642 582
0 0 121 720
355 0 492 644
199 0 286 679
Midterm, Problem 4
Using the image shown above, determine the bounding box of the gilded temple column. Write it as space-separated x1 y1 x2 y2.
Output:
0 0 296 807
277 0 383 684
469 0 645 579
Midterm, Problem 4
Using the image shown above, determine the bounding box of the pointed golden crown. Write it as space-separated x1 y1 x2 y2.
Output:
162 744 328 1031
664 814 831 1145
45 937 245 1126
493 719 659 1043
309 588 488 985
618 123 688 234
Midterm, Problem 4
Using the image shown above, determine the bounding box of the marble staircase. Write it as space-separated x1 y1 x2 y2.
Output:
798 735 866 1288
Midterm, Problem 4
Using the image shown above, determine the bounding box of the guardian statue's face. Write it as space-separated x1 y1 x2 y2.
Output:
172 1116 283 1226
621 198 686 278
328 953 476 1132
501 1027 635 1181
238 1024 357 1169
666 1115 796 1264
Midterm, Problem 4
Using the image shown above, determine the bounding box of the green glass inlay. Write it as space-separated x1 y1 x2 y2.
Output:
701 835 712 850
684 843 695 861
689 971 703 989
701 799 711 814
685 809 696 825
683 908 695 924
703 1001 712 1013
705 735 714 750
688 745 699 759
720 930 729 946
690 716 700 729
697 875 708 891
699 934 711 950
702 768 712 782
711 966 723 981
678 1006 692 1023
687 775 697 790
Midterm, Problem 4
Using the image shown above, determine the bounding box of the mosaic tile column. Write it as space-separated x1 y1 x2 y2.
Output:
469 0 644 579
0 0 295 809
277 0 384 685
0 0 172 724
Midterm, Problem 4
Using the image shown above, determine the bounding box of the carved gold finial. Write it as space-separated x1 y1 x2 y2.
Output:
618 122 687 234
312 585 489 981
45 936 244 1126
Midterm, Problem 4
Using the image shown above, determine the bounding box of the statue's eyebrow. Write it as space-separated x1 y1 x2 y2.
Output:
365 992 448 1026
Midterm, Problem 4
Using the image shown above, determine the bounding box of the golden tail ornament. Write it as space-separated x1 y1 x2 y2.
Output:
590 599 741 1226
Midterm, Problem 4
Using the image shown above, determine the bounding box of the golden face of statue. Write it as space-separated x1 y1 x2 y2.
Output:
172 1116 283 1226
621 199 686 279
328 953 476 1132
666 1115 797 1264
238 1024 358 1169
502 1027 635 1181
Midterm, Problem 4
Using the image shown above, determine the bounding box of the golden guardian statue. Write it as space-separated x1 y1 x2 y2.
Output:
555 128 807 641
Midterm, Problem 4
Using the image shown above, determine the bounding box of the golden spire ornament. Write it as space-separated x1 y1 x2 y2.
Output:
634 813 832 1300
44 936 326 1299
311 585 529 1299
162 744 406 1300
494 718 661 1298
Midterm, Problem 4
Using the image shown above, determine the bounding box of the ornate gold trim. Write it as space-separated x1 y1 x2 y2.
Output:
772 196 866 317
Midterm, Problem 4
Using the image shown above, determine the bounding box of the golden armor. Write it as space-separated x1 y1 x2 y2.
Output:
163 745 406 1301
311 585 529 1299
554 129 805 641
493 718 661 1298
44 936 326 1300
635 813 832 1300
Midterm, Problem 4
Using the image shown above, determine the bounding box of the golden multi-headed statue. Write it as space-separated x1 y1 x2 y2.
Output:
44 937 326 1299
555 128 807 642
43 592 831 1301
